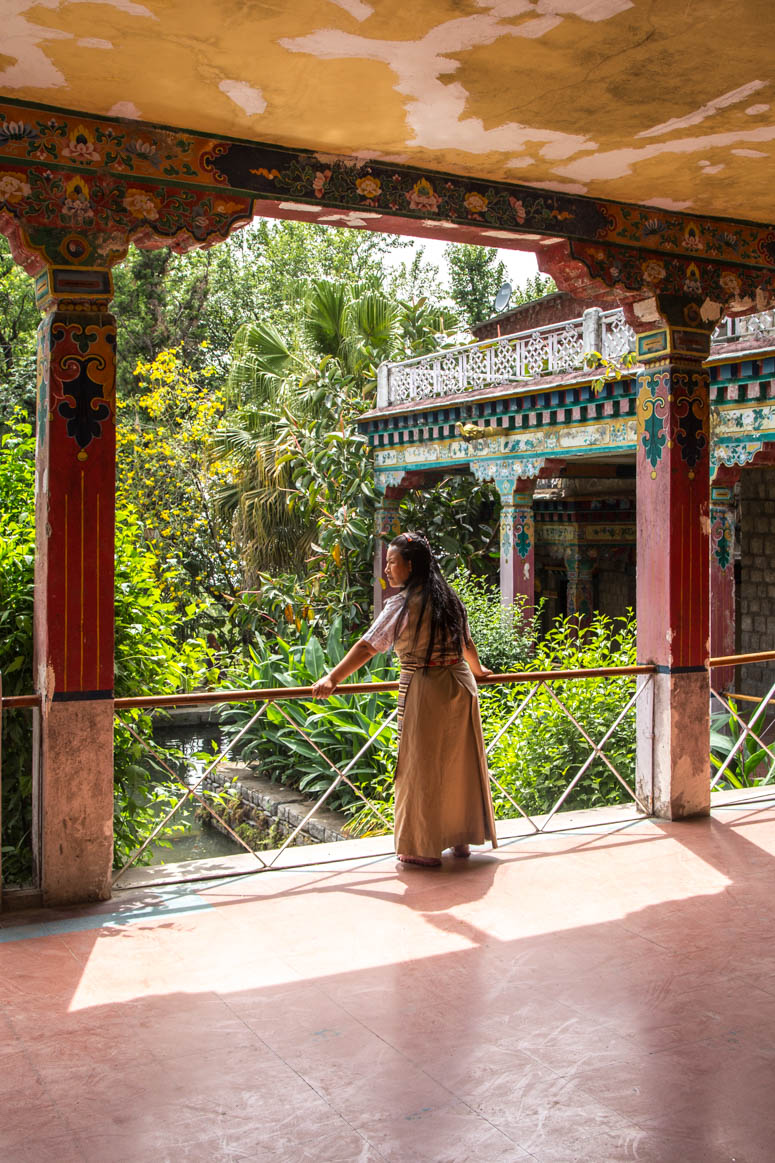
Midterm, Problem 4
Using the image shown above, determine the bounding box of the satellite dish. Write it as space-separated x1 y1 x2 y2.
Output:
493 281 512 313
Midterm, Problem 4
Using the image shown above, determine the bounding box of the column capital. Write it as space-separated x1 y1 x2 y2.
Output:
471 458 545 499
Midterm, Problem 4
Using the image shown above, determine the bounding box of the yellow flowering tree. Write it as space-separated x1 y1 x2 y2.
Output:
117 345 240 634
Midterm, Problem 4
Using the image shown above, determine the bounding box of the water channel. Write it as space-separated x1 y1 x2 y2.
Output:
147 718 244 864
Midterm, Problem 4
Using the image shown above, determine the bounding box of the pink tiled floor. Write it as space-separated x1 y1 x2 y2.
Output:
3 803 775 1162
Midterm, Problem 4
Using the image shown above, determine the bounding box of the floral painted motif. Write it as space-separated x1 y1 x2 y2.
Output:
637 368 668 472
356 175 381 201
406 178 442 213
711 508 733 570
0 120 39 146
509 196 526 224
0 171 31 204
673 369 709 473
62 177 94 226
312 169 331 198
464 190 488 217
512 509 533 559
641 258 666 285
123 188 161 220
572 240 775 304
61 125 101 163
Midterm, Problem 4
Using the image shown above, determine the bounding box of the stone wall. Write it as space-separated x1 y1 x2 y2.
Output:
739 467 775 694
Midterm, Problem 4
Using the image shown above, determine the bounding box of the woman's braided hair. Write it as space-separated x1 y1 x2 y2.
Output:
390 532 468 665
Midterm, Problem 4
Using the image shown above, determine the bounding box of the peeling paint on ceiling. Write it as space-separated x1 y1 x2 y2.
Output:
1 0 774 223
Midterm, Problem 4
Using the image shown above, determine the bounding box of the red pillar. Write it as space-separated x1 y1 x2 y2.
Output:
33 266 116 903
710 471 738 692
634 298 715 819
498 478 536 617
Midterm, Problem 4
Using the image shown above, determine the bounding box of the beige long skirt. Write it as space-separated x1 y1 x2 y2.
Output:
394 662 497 859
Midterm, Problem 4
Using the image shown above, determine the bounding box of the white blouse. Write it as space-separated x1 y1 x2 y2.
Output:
362 594 404 653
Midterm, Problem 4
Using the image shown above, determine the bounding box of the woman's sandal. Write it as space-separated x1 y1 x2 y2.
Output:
452 844 471 858
397 854 442 867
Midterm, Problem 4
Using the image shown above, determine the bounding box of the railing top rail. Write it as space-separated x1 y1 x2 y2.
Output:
110 664 655 711
1 693 41 709
709 650 775 668
7 653 775 712
384 313 591 370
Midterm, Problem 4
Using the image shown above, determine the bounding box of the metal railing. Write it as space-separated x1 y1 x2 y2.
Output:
710 650 775 804
107 663 655 884
4 650 775 894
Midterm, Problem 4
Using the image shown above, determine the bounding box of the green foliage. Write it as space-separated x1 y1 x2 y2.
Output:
117 346 240 635
444 244 507 327
0 237 37 424
710 698 775 788
0 410 35 882
511 273 557 305
113 506 217 867
584 349 639 394
449 568 539 673
214 276 457 630
483 612 638 817
223 616 398 817
400 476 501 585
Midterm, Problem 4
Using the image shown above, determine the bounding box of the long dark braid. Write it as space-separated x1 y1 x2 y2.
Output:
390 532 467 665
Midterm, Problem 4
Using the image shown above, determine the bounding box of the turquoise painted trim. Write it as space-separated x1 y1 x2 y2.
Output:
0 884 214 943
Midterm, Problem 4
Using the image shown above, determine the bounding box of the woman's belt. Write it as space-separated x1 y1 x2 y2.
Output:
422 658 463 668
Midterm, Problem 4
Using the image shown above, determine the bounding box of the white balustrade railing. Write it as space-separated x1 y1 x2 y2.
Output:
711 310 775 345
379 308 633 407
377 306 775 408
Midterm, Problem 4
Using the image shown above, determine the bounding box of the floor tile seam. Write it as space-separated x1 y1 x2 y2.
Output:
215 989 390 1160
310 981 520 1136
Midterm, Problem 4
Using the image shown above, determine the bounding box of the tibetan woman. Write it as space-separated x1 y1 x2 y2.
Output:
312 532 497 867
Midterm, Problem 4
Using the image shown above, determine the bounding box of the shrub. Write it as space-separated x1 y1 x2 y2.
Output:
482 611 638 817
0 411 35 883
450 566 539 673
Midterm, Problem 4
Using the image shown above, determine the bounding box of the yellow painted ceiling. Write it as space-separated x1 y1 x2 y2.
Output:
3 0 775 222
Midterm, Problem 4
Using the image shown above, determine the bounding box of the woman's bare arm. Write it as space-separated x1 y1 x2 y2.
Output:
311 639 379 698
463 638 492 680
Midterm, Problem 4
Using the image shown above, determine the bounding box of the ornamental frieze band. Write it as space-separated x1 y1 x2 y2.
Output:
1 97 775 299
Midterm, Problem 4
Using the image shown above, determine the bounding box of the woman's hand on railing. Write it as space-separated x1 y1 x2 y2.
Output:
311 673 339 699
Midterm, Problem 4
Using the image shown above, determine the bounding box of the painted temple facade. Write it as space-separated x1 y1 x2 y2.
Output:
361 294 775 694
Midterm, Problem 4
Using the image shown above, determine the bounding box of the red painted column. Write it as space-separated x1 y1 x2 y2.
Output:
498 478 536 617
710 471 738 692
33 266 116 903
634 299 715 819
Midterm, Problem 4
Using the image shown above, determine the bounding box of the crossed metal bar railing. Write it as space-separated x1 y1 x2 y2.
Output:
710 651 775 801
110 664 654 883
6 652 775 892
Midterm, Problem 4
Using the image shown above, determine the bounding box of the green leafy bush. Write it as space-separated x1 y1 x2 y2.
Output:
483 611 638 817
0 411 35 883
450 567 539 673
710 697 775 789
